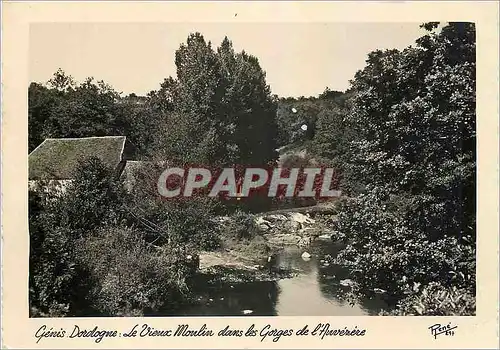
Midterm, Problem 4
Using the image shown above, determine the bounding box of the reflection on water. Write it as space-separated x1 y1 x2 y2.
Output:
175 240 389 316
175 280 280 316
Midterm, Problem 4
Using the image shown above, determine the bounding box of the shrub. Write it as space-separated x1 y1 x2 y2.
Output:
75 226 192 316
30 157 130 316
29 157 214 316
380 282 476 316
333 191 475 299
122 161 222 250
222 210 262 241
29 190 83 317
219 211 270 260
52 157 128 239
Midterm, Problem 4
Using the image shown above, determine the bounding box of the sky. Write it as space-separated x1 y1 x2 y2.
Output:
30 23 426 98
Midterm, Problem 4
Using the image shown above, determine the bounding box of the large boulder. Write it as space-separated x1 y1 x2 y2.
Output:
252 210 324 246
255 217 273 231
289 212 315 226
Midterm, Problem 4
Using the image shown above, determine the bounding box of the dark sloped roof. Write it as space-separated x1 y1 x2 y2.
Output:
29 136 126 180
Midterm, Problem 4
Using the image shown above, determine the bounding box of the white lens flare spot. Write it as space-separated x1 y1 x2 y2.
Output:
301 124 308 131
291 108 297 113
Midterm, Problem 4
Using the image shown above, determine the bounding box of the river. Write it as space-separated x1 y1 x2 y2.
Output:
173 239 390 316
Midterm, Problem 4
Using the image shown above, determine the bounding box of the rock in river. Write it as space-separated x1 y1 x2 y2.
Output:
339 279 354 287
289 212 315 225
301 252 312 260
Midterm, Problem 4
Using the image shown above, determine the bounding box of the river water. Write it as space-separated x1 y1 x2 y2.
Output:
174 239 390 316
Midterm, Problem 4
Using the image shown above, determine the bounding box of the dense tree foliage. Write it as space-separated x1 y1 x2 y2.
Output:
329 22 476 314
276 90 346 149
29 71 123 152
147 34 279 168
29 71 165 158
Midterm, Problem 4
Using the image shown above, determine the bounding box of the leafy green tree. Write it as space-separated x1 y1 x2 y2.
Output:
342 22 475 223
218 37 279 166
165 33 229 165
46 78 125 139
57 157 127 238
308 93 353 170
47 68 76 92
28 70 134 152
276 90 346 150
29 82 59 152
115 95 162 159
331 22 476 314
150 33 279 168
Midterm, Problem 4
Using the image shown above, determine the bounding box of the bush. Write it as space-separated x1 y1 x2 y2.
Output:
222 210 262 241
75 227 192 316
333 192 475 302
125 162 222 250
219 211 270 259
52 157 128 239
30 157 130 316
380 282 476 316
132 197 221 250
29 157 215 317
29 190 83 317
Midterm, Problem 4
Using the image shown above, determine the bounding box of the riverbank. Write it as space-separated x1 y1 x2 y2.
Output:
198 206 341 284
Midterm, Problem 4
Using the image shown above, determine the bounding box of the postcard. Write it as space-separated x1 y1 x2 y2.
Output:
1 1 499 349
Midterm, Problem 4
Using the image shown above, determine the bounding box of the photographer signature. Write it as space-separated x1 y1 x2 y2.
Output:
428 323 458 339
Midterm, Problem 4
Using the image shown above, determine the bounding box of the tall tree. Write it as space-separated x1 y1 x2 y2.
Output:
150 34 279 168
333 22 476 303
170 33 228 166
217 37 278 166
